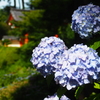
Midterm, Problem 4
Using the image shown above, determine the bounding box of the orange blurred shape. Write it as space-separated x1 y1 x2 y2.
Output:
24 38 29 44
55 34 59 37
25 33 29 37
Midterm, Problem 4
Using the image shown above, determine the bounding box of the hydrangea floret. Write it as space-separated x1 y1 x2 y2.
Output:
30 36 68 77
71 3 100 38
43 93 70 100
54 44 100 90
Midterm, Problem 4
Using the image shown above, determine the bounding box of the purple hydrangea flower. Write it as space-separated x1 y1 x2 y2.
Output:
54 44 100 90
31 36 68 77
43 93 70 100
71 3 100 38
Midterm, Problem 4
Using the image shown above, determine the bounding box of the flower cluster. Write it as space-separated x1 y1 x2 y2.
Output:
44 93 70 100
54 44 100 90
31 36 68 77
71 3 100 38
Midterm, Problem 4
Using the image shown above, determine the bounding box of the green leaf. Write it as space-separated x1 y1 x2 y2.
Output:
83 92 96 100
57 87 67 98
84 93 100 100
90 41 100 50
87 36 100 50
94 82 100 89
75 86 84 99
46 74 54 87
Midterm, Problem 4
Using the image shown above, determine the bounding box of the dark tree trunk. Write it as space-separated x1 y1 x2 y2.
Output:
22 0 25 9
14 0 16 8
18 0 21 9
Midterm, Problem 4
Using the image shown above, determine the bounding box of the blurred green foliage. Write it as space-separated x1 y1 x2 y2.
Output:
0 74 59 100
0 47 20 68
1 39 11 45
0 22 10 39
58 23 75 47
0 46 36 95
0 9 8 21
19 41 38 67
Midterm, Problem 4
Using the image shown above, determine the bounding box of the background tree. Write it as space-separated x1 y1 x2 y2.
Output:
12 0 76 47
0 22 9 39
0 0 25 9
0 7 10 39
1 0 100 46
0 9 8 21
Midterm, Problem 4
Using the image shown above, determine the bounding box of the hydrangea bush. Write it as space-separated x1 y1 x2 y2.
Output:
54 44 100 90
31 3 100 100
31 36 68 77
71 3 100 38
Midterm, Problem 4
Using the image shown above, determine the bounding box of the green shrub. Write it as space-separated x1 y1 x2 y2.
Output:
58 23 75 47
0 80 28 100
0 62 36 88
19 41 38 67
0 47 20 69
0 74 58 100
0 43 42 99
0 46 36 88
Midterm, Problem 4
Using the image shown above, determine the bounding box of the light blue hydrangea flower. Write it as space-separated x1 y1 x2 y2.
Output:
54 44 100 90
71 3 100 38
31 36 68 77
60 95 70 100
43 93 70 100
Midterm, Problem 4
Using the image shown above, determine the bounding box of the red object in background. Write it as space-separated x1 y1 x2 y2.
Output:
24 38 29 44
20 41 23 47
7 14 14 25
24 33 29 44
19 38 24 47
25 33 29 37
55 34 59 37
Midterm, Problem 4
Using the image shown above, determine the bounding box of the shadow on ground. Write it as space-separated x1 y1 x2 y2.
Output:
11 74 59 100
